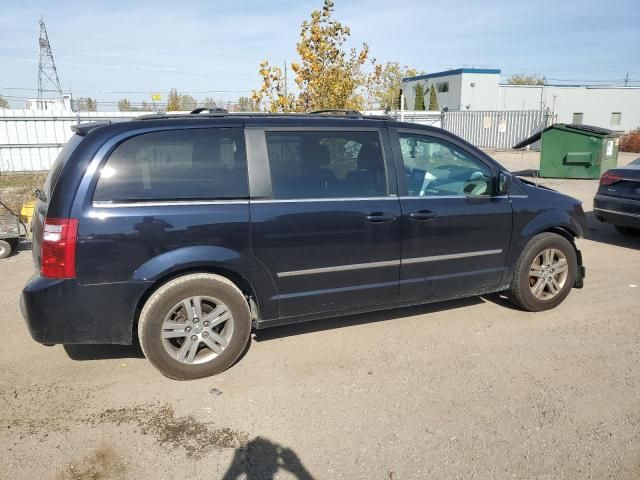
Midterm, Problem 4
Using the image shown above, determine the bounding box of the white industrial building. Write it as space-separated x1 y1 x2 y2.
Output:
403 68 640 132
25 94 73 111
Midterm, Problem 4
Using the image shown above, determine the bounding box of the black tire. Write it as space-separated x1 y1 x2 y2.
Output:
0 240 11 259
138 273 251 380
508 232 577 312
614 225 640 236
7 238 19 252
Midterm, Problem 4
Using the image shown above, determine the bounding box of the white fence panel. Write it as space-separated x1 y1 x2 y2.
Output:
1 108 555 172
0 109 149 173
442 110 555 149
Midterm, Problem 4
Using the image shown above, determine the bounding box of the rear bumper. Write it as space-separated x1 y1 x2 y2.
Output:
594 194 640 228
21 273 151 345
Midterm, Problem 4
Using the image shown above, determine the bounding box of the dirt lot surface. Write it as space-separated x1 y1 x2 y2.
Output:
0 151 639 479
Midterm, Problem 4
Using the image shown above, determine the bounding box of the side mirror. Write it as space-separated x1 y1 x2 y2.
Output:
498 171 512 194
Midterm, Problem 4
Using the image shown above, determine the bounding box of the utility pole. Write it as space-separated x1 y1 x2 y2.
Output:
624 72 629 86
283 59 288 112
37 17 63 110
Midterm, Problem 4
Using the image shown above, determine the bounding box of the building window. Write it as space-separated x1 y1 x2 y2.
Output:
436 82 449 93
572 113 584 125
610 112 622 126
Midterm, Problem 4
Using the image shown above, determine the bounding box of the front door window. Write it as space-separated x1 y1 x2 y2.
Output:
398 134 494 197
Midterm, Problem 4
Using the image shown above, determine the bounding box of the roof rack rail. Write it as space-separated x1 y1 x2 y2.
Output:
308 109 363 118
190 107 229 115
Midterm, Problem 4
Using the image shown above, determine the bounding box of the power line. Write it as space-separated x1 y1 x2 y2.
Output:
0 94 247 107
0 86 253 94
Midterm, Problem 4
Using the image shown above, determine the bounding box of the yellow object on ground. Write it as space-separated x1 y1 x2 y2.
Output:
20 201 35 225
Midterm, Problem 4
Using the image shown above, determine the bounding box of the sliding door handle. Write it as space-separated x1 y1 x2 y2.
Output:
409 210 436 221
365 212 396 223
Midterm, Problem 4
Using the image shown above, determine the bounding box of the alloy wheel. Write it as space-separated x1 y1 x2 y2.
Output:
161 296 234 364
528 248 569 301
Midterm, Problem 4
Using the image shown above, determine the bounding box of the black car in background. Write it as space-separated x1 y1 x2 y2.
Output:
594 157 640 235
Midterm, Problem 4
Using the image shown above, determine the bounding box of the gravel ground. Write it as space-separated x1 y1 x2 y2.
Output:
0 151 638 479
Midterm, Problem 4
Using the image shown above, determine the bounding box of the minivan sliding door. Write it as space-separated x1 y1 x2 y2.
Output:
248 127 402 320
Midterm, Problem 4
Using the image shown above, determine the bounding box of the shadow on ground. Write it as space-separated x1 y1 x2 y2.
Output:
222 437 315 480
63 343 145 361
584 211 640 250
62 297 491 361
17 239 32 252
254 295 486 342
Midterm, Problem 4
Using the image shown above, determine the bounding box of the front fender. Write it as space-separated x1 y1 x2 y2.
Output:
503 200 586 284
520 209 583 243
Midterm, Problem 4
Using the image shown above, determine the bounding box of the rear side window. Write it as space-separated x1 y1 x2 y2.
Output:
44 134 83 200
93 128 247 202
265 130 387 199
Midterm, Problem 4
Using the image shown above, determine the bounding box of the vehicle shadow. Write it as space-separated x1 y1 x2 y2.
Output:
481 292 522 311
584 211 640 250
63 343 145 361
253 296 486 342
221 436 315 480
17 239 32 252
62 297 491 361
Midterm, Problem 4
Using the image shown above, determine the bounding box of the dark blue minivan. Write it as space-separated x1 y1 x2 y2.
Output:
21 110 586 379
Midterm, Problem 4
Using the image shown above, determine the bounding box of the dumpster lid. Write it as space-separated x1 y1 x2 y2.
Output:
562 124 616 135
513 123 618 149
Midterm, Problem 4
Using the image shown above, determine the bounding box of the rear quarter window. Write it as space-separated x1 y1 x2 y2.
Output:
44 134 83 199
93 127 247 202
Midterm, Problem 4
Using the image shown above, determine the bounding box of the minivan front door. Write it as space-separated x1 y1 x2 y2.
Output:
249 127 401 319
390 129 513 301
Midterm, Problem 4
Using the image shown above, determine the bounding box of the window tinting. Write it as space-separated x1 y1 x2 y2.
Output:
265 131 387 199
93 128 247 202
44 134 83 200
399 134 494 197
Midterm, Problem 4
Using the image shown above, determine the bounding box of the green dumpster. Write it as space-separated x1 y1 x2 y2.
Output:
513 124 621 179
539 124 620 179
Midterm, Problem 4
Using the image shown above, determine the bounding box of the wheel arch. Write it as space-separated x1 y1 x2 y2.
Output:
131 266 260 340
503 212 585 288
542 225 579 247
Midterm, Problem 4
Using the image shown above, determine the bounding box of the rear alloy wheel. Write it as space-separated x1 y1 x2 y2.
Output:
508 232 577 312
161 295 234 365
138 274 251 380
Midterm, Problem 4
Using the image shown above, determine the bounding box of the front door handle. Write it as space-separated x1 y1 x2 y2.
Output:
365 212 396 223
409 210 437 221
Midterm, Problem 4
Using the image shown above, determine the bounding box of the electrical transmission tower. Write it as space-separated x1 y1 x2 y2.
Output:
37 18 63 109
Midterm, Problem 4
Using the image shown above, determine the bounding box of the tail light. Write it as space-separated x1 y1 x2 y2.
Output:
41 218 78 279
599 171 622 186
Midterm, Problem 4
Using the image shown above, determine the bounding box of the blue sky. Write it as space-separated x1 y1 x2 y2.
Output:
1 0 639 109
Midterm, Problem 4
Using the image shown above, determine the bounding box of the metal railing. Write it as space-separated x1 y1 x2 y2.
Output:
0 108 554 172
0 110 152 172
442 110 555 149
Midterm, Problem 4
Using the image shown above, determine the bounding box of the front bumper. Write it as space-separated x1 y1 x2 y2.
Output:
594 194 640 228
21 273 150 345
